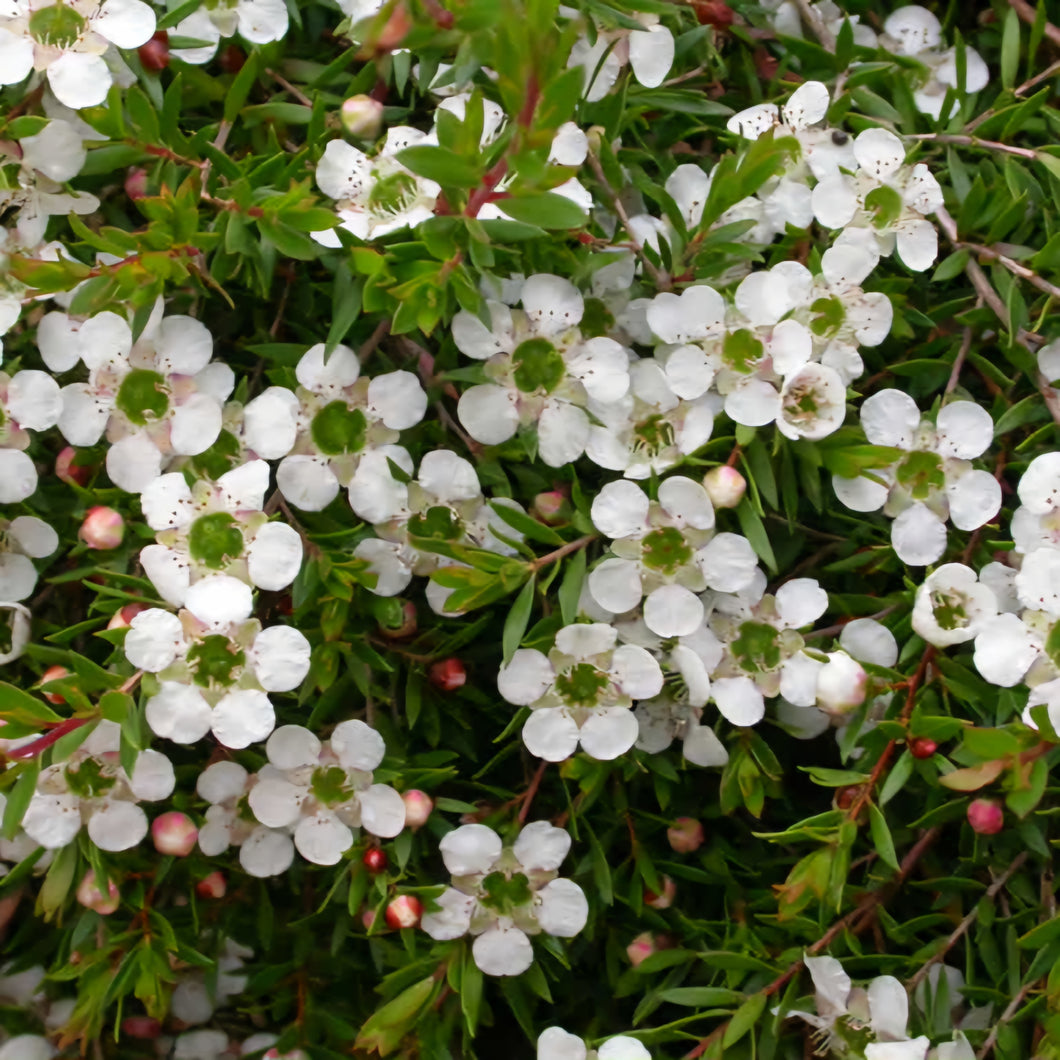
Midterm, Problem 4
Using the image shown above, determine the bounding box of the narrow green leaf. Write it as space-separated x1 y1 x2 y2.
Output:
723 992 766 1048
502 576 535 666
868 802 899 870
492 193 587 230
1001 8 1020 90
735 497 777 573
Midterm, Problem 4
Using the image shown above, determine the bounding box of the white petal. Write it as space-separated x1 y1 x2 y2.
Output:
421 887 475 940
0 450 37 503
0 554 37 602
128 749 175 800
724 378 779 428
22 794 81 849
647 287 724 345
439 823 502 875
935 402 993 460
8 516 58 559
452 303 513 359
498 650 554 706
609 644 663 698
946 469 1001 531
457 385 519 445
628 25 673 88
139 544 190 607
568 337 630 403
88 801 147 852
347 447 411 524
58 385 110 446
682 725 729 767
892 503 947 566
249 777 305 828
806 955 851 1018
170 394 222 456
240 827 295 878
186 575 253 626
865 1040 929 1060
8 370 62 431
36 313 82 372
145 683 212 743
523 707 580 762
839 618 898 668
973 613 1039 687
861 389 919 448
247 523 303 591
294 811 352 866
473 923 534 976
358 784 406 838
854 127 905 181
697 533 758 592
591 479 650 538
367 371 427 430
354 538 413 596
868 975 909 1041
331 718 386 771
47 52 112 110
712 676 764 726
124 609 184 671
277 455 339 511
782 81 829 129
588 558 643 615
658 476 714 529
775 578 828 627
196 760 248 804
216 459 269 511
812 175 858 229
513 821 571 872
0 29 34 89
727 103 779 140
535 878 588 936
538 402 589 467
140 473 194 530
154 315 213 375
94 0 156 47
578 706 639 759
418 449 480 503
644 584 703 638
250 624 310 691
832 473 888 513
243 388 299 460
266 724 321 769
106 435 163 494
211 689 275 748
537 1027 587 1060
521 275 583 338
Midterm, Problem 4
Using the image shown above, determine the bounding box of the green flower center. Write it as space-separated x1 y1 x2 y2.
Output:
512 338 566 394
641 527 693 573
896 450 944 501
368 171 419 214
810 296 845 337
723 329 764 374
554 662 609 706
116 370 170 426
732 621 782 674
633 415 674 453
65 758 116 798
929 592 967 631
310 401 367 456
311 765 351 805
408 505 460 540
29 3 87 47
479 871 533 913
865 185 903 229
187 635 245 687
188 512 244 570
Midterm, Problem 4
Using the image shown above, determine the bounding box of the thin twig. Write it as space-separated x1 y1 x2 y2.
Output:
661 65 708 88
1007 0 1060 47
517 761 549 825
359 318 391 363
529 534 597 573
907 133 1038 161
976 977 1041 1060
584 152 672 291
267 68 313 107
906 852 1030 993
1016 56 1060 98
945 325 976 395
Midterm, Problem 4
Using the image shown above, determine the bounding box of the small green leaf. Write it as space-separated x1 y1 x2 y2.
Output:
723 992 766 1048
492 193 587 230
502 576 535 666
1001 8 1020 90
397 145 482 189
868 802 899 870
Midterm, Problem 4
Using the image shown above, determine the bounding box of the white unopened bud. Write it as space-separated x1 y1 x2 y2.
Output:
816 651 867 714
702 466 746 508
401 789 433 830
79 506 124 550
341 95 384 139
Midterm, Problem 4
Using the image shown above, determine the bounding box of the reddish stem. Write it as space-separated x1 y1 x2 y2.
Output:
8 717 94 760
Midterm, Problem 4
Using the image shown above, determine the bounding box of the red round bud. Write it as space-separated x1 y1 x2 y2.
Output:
79 506 124 550
428 657 466 692
76 870 120 915
666 817 704 854
374 5 412 51
55 446 92 486
384 894 422 929
909 737 938 759
196 871 226 899
644 876 676 909
967 798 1004 836
138 31 169 72
39 665 70 705
835 785 860 810
219 44 246 72
121 1017 162 1039
151 811 198 857
362 909 376 929
693 1 735 28
124 167 149 201
362 847 387 874
402 789 433 830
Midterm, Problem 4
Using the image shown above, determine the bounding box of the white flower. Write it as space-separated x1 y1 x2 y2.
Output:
170 0 288 64
0 516 58 602
538 1028 650 1060
421 821 587 977
567 14 674 102
912 563 998 647
0 601 31 665
0 0 156 109
498 622 662 762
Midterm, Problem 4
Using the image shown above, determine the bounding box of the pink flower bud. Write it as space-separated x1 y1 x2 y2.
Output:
124 167 148 201
79 507 124 550
106 602 150 630
76 870 120 915
401 789 433 830
151 812 198 857
362 909 376 930
121 1017 162 1039
39 665 70 705
702 466 746 509
385 894 422 929
428 658 466 691
666 817 704 854
196 871 226 899
55 446 92 487
644 875 676 909
531 490 569 525
341 95 384 139
626 932 656 967
967 798 1004 835
377 600 417 639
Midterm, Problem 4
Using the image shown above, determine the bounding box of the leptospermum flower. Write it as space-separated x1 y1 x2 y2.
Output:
139 460 303 606
567 12 674 101
0 0 156 109
123 575 310 748
0 119 98 245
0 516 58 602
20 720 174 852
784 955 929 1059
911 563 997 647
314 127 441 244
832 391 1000 566
0 368 63 502
538 1027 650 1060
880 5 989 120
169 0 289 64
242 342 426 512
40 305 231 493
0 602 31 665
244 721 406 870
421 821 588 977
453 274 631 467
498 622 663 761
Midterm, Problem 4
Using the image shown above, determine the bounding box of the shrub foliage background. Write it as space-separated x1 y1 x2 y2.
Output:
0 0 1059 1057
